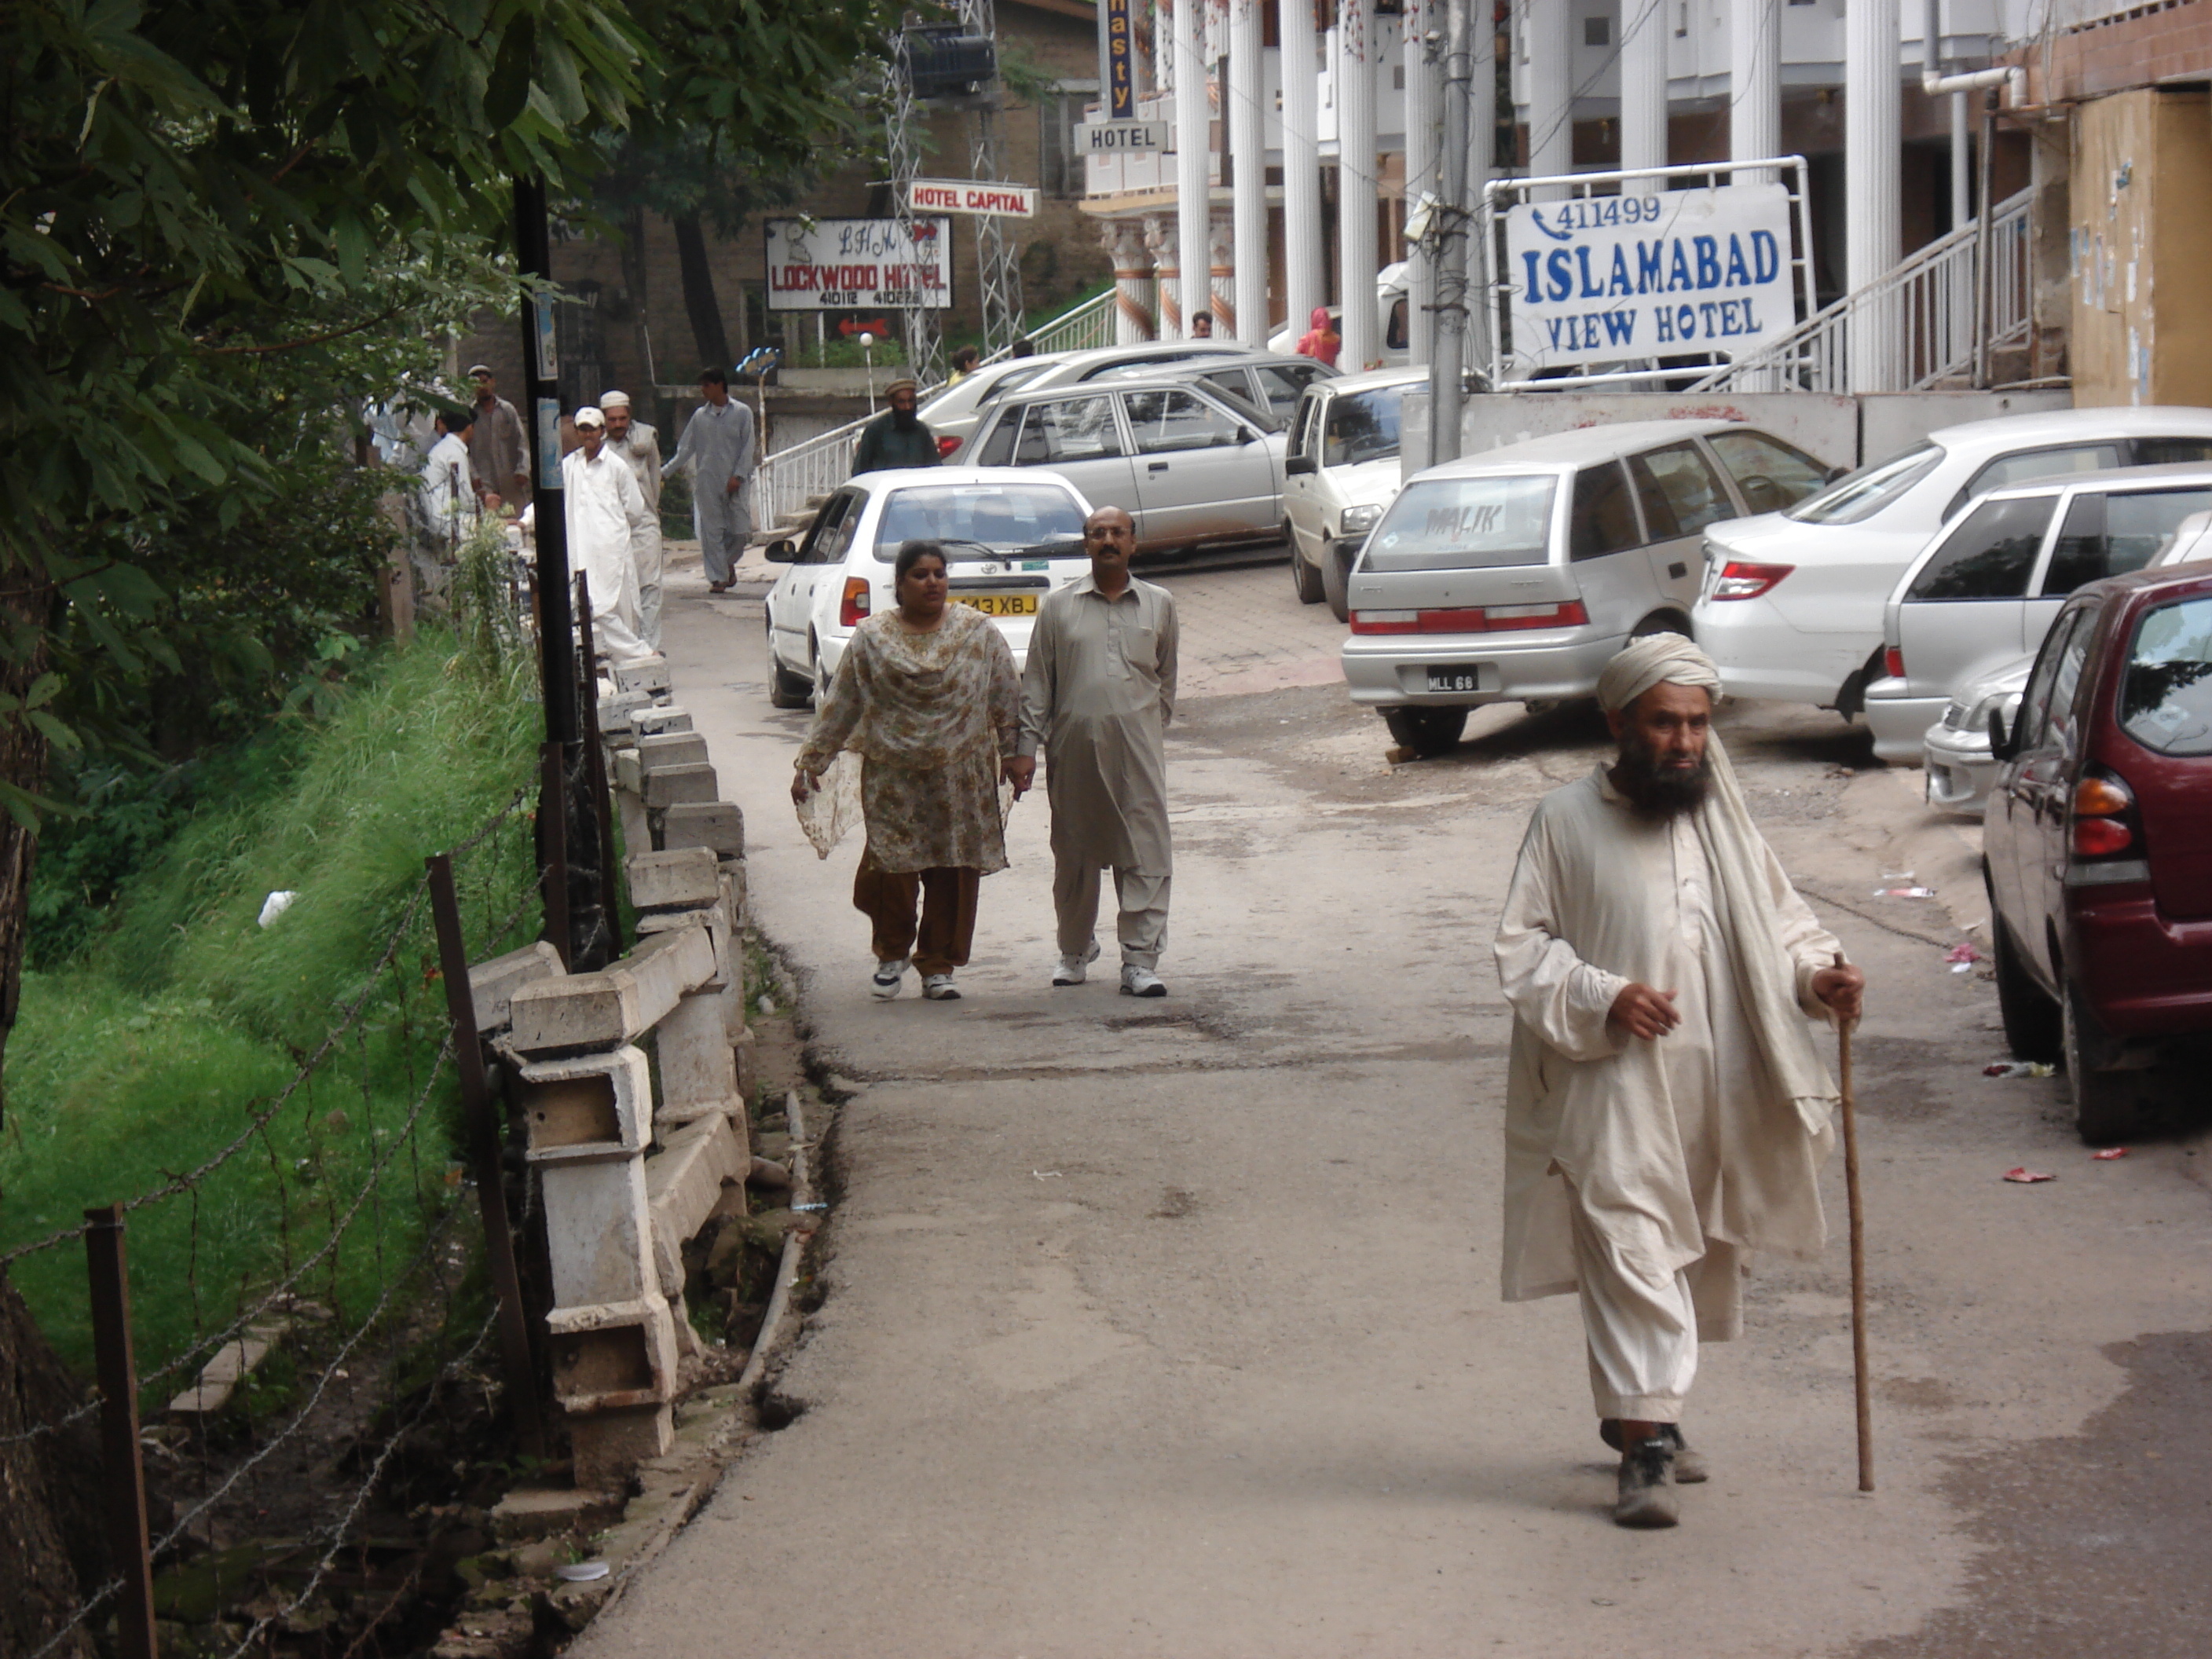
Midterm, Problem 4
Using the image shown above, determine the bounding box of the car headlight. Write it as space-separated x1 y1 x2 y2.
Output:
1954 690 2020 742
1339 503 1383 536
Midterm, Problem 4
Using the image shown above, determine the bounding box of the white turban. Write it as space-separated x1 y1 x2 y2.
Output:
599 390 632 409
1596 632 1719 712
1602 632 1839 1131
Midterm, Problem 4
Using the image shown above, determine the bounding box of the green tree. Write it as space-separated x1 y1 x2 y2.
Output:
0 0 899 1642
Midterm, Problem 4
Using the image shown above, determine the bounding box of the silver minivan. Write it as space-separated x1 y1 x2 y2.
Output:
957 375 1286 557
1339 419 1829 754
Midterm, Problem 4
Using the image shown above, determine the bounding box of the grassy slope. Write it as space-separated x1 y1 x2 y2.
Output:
1 632 540 1380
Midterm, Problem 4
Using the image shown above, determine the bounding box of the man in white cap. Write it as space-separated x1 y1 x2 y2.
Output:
662 367 754 594
598 391 664 647
559 407 651 666
1492 633 1863 1529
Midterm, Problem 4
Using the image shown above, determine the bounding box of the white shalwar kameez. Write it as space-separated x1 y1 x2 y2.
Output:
608 421 665 648
559 446 652 667
1493 641 1844 1426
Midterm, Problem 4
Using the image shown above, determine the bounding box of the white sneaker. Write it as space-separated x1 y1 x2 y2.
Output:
870 958 907 1000
921 973 961 1001
1120 965 1166 998
1052 941 1101 987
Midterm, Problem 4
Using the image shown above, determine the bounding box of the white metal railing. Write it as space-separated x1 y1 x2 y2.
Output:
752 287 1119 531
1689 186 2032 394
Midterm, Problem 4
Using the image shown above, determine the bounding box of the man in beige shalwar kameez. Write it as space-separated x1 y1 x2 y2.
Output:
1009 507 1179 997
1494 634 1864 1529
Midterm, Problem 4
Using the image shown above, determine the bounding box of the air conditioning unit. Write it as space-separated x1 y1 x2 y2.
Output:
905 26 996 101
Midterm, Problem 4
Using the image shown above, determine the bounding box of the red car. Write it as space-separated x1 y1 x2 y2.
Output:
1984 562 2212 1142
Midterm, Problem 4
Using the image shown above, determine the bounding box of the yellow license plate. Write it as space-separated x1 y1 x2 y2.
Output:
954 593 1038 617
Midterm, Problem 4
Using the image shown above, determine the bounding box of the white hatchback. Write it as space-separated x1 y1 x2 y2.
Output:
760 467 1093 707
1282 368 1427 618
1694 406 2212 717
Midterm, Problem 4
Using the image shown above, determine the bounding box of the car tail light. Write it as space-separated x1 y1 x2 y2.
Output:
2069 769 2139 859
1351 601 1589 636
840 577 872 628
936 434 963 459
1884 646 1905 680
1708 560 1793 601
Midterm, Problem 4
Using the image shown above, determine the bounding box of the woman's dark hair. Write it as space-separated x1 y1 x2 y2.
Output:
950 346 980 370
894 539 949 584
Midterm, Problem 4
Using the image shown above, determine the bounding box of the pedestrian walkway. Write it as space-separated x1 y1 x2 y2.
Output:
1152 562 1345 699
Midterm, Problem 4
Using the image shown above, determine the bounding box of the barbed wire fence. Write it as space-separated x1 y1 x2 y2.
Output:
4 729 595 1659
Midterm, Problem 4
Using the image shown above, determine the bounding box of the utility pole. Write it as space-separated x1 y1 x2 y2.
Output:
1426 0 1470 468
514 178 608 969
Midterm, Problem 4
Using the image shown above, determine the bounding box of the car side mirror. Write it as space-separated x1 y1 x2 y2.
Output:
1284 454 1317 476
765 538 798 563
1988 706 2016 763
1236 427 1258 445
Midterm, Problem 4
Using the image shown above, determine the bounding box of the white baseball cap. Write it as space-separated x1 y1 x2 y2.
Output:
573 405 606 429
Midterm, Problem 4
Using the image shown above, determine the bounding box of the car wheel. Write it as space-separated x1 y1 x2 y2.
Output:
2063 975 2149 1145
1382 706 1468 758
1288 524 1325 605
1991 914 2061 1064
1320 537 1353 623
766 621 812 709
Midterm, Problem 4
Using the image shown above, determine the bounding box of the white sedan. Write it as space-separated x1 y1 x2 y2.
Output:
1691 405 2212 717
760 467 1093 707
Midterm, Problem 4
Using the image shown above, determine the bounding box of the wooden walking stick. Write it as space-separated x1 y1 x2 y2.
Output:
1836 951 1874 1492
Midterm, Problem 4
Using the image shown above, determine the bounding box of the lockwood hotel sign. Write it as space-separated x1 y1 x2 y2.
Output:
1503 181 1795 369
763 218 954 312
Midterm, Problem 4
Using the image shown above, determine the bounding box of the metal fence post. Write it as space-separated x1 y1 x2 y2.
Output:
83 1204 159 1659
425 855 548 1459
574 573 624 958
538 741 571 971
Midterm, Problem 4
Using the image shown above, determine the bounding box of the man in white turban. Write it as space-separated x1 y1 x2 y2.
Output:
1492 633 1863 1529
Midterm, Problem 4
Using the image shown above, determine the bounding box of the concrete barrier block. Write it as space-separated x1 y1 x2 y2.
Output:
642 762 717 811
613 749 643 797
733 1025 758 1108
613 655 671 696
636 731 711 772
517 1046 653 1164
627 846 721 913
547 1295 679 1412
616 786 652 860
598 690 651 731
467 941 564 1035
631 705 693 736
646 1117 746 1294
540 1158 654 1306
654 991 740 1126
569 1402 674 1489
638 899 728 992
660 800 744 861
507 925 716 1053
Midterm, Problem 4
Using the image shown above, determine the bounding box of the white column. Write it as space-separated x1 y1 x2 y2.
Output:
1523 0 1573 200
1104 221 1156 342
1404 0 1438 367
1621 0 1669 176
1174 0 1211 342
1846 0 1901 391
1468 0 1499 374
1280 0 1324 342
1950 89 1971 232
1730 0 1782 181
1230 0 1269 342
1337 0 1379 369
1144 214 1184 338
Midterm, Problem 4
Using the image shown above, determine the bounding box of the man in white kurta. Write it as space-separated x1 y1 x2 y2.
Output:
1493 634 1863 1528
599 390 665 650
661 368 755 591
416 408 477 551
1010 507 1178 998
559 407 652 668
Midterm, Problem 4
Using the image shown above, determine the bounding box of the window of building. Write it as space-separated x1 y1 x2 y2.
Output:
1584 16 1610 46
1037 86 1093 200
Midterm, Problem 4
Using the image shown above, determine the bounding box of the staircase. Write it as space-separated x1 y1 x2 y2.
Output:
1690 187 2034 394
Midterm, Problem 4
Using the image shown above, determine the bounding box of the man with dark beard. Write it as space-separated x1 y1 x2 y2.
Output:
852 378 943 474
1492 634 1864 1530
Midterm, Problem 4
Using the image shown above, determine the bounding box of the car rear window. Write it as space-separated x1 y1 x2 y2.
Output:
1785 441 1944 526
870 483 1088 560
2121 594 2212 756
1361 475 1557 572
1906 494 2056 600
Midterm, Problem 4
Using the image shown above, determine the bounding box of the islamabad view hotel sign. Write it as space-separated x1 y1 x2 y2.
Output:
1503 181 1795 367
763 218 953 311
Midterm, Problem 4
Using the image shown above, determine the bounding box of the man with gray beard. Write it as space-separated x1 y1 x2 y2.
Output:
1492 634 1864 1529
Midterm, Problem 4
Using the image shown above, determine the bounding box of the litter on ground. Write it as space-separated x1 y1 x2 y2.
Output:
2003 1167 2056 1184
2092 1148 2130 1161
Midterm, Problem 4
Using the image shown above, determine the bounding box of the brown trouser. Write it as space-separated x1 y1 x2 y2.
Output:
852 849 981 976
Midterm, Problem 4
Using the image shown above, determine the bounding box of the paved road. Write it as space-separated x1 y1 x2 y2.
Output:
584 556 2212 1657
